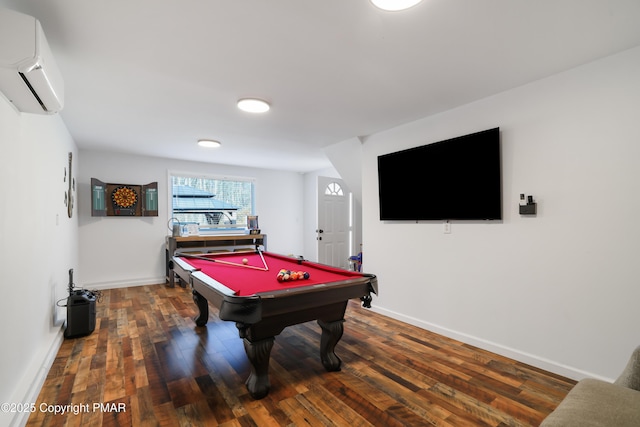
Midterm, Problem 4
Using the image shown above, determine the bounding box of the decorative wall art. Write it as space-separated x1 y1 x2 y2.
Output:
91 178 158 217
64 152 75 218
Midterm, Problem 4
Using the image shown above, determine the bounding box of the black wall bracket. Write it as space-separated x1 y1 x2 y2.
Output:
519 194 537 215
519 203 537 215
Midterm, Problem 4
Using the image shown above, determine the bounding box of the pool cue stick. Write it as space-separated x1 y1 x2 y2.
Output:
257 249 269 271
175 252 268 271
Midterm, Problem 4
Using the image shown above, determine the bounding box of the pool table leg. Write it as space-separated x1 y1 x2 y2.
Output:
192 290 209 327
318 319 345 371
243 337 275 399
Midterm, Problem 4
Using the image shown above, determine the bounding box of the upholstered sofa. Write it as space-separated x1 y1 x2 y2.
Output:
540 346 640 426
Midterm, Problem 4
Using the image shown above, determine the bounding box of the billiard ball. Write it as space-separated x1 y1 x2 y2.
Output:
242 258 248 265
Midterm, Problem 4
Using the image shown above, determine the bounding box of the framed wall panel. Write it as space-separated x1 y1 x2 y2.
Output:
91 178 158 217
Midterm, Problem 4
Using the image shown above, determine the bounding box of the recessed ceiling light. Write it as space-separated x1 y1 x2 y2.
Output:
237 98 270 113
198 139 221 148
371 0 423 11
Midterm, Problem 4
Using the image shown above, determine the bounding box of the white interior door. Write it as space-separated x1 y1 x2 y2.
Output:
317 176 350 269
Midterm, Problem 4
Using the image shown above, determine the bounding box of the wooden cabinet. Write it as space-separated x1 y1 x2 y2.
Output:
91 178 158 217
165 234 267 287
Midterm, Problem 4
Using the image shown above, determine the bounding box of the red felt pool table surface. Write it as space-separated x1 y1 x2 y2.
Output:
177 251 365 296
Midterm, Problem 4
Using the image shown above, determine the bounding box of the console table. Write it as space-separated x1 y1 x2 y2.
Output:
165 234 267 287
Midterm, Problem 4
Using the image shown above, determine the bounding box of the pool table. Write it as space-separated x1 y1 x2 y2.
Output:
169 250 377 399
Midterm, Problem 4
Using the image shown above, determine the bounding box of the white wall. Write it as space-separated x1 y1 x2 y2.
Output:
78 150 305 288
362 46 640 382
0 98 78 427
324 137 364 204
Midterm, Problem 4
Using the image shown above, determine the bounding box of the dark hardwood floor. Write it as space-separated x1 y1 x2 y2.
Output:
27 284 575 426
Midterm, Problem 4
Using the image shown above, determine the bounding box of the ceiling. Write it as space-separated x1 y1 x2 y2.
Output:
2 0 640 172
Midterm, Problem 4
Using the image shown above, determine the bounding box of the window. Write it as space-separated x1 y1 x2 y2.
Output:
324 181 344 196
169 173 255 232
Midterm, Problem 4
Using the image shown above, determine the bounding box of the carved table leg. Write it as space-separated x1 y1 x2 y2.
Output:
318 319 345 371
243 337 275 399
192 290 209 327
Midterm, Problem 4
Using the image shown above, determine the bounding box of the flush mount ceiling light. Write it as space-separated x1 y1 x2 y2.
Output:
371 0 423 11
197 139 221 148
237 98 270 113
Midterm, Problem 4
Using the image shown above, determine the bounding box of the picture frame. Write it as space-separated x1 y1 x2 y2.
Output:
248 215 259 234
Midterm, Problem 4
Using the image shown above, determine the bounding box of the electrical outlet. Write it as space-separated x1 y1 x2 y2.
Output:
443 221 451 234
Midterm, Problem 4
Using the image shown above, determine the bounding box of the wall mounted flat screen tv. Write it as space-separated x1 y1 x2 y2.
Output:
377 127 501 221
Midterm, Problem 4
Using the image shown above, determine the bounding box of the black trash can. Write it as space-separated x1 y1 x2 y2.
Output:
64 289 96 338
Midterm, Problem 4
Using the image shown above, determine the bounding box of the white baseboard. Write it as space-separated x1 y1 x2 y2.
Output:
8 328 64 427
82 276 167 291
369 305 612 383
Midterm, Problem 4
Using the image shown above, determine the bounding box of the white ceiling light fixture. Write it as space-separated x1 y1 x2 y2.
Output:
198 139 221 148
371 0 423 11
237 98 270 113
